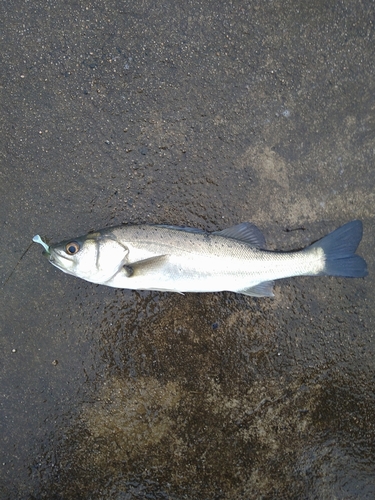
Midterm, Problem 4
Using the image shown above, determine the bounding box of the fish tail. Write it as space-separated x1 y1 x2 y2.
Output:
309 220 368 278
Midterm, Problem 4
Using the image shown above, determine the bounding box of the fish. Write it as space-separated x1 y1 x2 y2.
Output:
32 220 367 297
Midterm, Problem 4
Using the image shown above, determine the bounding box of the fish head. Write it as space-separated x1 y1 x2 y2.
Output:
46 231 129 284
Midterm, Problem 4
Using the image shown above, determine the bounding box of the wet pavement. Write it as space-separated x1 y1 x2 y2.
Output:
1 1 375 498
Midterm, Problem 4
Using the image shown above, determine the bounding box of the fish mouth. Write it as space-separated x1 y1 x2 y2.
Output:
46 248 73 273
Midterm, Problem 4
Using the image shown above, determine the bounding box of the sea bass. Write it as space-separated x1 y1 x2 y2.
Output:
33 220 367 297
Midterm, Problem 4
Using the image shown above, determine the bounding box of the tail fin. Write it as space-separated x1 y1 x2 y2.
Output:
309 220 368 277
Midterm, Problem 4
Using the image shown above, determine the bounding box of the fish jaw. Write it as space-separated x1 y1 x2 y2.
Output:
47 248 70 271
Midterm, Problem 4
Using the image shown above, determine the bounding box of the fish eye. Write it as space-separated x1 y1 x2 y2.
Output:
65 242 80 255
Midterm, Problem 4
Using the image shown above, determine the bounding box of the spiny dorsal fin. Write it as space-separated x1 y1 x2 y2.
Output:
213 222 266 248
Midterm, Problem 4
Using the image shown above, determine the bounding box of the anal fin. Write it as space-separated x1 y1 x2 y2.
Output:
237 281 274 297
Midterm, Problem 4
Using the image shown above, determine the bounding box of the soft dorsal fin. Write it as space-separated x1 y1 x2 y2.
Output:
213 222 266 248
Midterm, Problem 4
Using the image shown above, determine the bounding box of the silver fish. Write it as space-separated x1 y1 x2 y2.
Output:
33 220 367 297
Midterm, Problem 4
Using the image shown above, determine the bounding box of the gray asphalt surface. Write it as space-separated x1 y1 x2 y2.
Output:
1 1 374 498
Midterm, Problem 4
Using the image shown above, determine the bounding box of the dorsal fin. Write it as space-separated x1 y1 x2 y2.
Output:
157 225 207 235
213 222 266 248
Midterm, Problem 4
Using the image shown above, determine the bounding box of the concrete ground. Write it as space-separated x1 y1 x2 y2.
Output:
1 1 374 498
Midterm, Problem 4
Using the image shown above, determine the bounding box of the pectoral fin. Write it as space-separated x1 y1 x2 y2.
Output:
122 255 169 277
123 265 134 277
